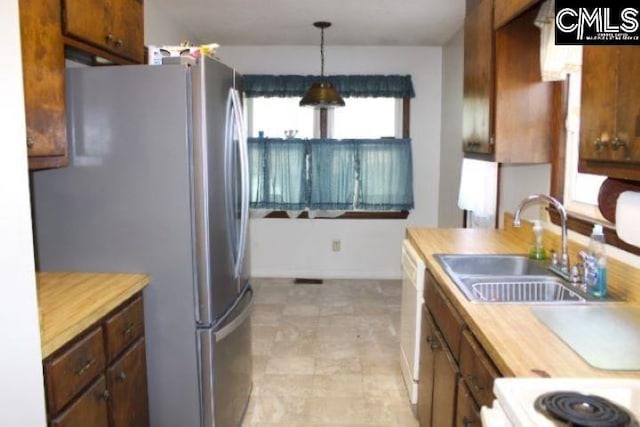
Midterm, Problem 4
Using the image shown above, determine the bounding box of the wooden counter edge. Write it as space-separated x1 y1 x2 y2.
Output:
39 273 150 359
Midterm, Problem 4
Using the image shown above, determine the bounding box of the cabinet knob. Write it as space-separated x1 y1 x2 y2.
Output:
123 322 135 336
118 372 127 382
594 137 608 151
115 39 124 48
462 416 475 426
612 137 630 159
97 389 110 401
26 137 35 149
105 34 114 44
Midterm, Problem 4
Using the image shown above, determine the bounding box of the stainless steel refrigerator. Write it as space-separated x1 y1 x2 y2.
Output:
32 57 252 427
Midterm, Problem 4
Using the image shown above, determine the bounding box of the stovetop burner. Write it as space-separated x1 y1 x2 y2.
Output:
534 391 638 427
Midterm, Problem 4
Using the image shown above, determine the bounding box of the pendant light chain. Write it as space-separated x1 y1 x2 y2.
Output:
320 26 325 77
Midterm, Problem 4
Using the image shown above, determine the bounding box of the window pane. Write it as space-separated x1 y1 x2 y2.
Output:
250 97 314 139
332 98 397 139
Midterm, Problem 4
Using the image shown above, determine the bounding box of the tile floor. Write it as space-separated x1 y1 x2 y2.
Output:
242 278 418 426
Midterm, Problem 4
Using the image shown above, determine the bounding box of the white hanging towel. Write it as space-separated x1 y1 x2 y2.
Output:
457 158 498 217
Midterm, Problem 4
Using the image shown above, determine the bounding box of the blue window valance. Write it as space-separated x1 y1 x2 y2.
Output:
248 137 414 212
244 75 415 98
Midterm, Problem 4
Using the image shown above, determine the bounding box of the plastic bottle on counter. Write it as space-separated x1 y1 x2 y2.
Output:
529 220 547 260
588 224 607 297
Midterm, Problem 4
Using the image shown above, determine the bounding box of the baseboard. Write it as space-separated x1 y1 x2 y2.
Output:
249 268 402 280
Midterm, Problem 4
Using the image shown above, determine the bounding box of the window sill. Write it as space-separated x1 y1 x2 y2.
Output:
258 210 410 220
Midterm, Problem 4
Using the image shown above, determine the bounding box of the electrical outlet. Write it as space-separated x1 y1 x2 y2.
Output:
332 239 341 252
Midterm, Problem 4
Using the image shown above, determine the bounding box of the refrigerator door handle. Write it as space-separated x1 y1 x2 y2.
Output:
230 88 249 283
214 289 253 342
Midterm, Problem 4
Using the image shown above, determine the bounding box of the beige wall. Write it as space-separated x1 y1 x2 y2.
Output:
1 1 47 424
438 28 465 228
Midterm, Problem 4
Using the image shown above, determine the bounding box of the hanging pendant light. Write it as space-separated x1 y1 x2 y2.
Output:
300 21 345 108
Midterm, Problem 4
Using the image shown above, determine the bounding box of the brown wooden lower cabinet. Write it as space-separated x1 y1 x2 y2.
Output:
455 379 481 427
51 376 110 427
44 294 149 427
418 269 501 426
107 338 149 427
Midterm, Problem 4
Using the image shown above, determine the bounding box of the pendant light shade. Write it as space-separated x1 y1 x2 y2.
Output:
300 22 345 108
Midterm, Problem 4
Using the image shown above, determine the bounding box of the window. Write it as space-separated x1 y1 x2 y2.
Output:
563 70 607 222
248 97 315 139
330 98 400 139
248 96 402 140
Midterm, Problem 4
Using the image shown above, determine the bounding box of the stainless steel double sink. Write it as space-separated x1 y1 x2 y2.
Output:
434 254 597 304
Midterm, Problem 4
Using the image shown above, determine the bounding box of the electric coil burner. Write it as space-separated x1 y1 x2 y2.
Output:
534 391 639 427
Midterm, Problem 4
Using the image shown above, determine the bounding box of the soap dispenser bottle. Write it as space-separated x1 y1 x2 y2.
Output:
588 224 607 297
529 220 547 260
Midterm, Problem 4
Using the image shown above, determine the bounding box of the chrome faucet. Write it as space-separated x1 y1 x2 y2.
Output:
512 194 570 277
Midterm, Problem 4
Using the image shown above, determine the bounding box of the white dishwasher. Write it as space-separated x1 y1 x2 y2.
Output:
400 239 426 408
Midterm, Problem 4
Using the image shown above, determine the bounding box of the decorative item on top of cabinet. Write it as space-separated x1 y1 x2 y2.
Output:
19 0 68 170
579 46 640 180
43 294 149 427
463 0 556 163
61 0 144 64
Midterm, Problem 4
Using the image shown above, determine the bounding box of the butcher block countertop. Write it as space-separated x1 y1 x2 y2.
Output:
407 222 640 379
37 272 150 359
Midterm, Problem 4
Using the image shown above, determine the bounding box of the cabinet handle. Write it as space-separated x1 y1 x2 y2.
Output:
97 389 110 401
612 137 630 159
118 372 127 382
105 34 114 44
462 416 474 427
75 358 96 376
594 137 609 151
115 39 124 48
123 322 135 336
26 137 35 149
467 374 484 392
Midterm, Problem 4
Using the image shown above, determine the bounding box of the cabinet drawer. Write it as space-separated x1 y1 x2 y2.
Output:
51 375 109 427
45 327 106 414
425 271 465 360
105 296 144 362
459 329 500 408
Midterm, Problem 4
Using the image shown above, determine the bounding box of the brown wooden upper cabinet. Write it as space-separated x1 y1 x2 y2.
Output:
493 0 540 29
578 46 640 181
20 0 68 170
62 0 145 64
463 0 556 163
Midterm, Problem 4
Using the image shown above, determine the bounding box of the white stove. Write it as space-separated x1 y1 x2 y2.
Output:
482 378 640 426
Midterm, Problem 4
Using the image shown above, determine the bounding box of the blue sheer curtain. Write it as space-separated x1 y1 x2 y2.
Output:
357 139 414 210
309 140 356 210
249 138 414 212
248 138 308 210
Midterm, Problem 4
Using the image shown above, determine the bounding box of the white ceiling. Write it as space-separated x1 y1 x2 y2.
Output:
153 0 466 46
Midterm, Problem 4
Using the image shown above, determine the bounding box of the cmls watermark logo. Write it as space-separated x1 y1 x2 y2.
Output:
555 0 640 45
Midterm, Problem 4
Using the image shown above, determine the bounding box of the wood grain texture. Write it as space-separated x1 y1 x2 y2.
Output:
105 297 144 362
51 376 109 427
417 308 437 426
37 272 149 359
431 335 459 427
455 379 481 427
107 338 149 427
493 6 553 163
407 225 640 379
459 330 499 408
19 0 68 169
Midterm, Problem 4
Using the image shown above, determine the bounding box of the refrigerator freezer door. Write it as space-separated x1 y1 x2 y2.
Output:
198 286 253 427
192 57 239 325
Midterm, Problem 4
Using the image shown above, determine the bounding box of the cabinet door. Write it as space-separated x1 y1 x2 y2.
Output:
19 0 68 169
455 379 481 427
613 46 640 165
579 47 618 163
51 376 109 427
417 308 437 426
463 0 494 155
431 329 459 427
109 0 144 63
62 0 109 51
107 338 149 427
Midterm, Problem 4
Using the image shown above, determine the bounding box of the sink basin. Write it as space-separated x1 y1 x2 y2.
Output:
434 254 596 304
435 254 550 276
